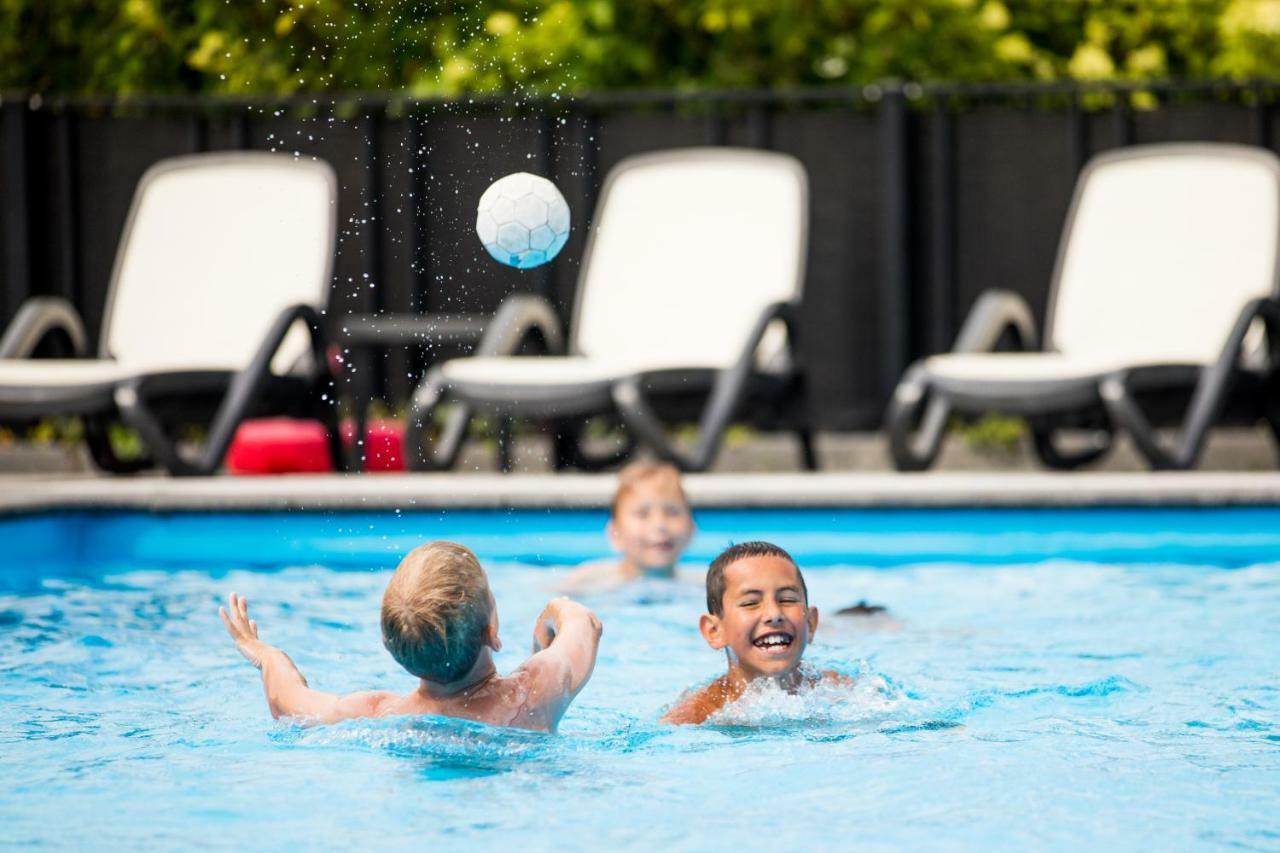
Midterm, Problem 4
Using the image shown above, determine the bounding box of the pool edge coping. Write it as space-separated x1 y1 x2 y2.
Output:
3 471 1280 512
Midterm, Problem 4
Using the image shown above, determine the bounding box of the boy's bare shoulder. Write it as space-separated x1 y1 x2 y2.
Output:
557 560 628 594
660 677 736 726
483 665 568 730
334 689 402 719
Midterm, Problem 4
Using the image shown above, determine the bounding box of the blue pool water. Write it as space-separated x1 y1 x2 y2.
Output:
1 507 1278 849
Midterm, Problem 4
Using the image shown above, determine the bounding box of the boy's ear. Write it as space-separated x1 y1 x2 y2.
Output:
699 613 726 650
806 605 819 640
486 606 502 652
605 519 623 553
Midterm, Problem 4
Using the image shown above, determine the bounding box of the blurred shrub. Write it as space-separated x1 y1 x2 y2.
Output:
951 413 1026 457
3 0 1280 95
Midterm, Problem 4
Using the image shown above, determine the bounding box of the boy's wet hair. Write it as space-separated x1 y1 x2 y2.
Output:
381 541 491 684
705 541 807 616
610 459 688 517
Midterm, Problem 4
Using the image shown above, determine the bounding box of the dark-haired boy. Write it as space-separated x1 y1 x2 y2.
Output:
661 540 847 725
220 540 602 732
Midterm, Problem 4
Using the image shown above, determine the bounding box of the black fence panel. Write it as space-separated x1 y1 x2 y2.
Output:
1 82 1277 430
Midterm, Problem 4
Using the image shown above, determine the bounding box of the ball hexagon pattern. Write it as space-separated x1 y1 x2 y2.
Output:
476 172 571 269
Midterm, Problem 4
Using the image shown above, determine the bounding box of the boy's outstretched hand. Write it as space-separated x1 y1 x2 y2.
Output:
220 592 274 669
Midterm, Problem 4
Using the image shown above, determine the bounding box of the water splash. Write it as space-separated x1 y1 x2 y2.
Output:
706 663 910 730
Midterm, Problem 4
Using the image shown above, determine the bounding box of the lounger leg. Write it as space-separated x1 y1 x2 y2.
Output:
496 417 514 473
795 427 819 471
545 416 633 471
1029 422 1113 470
113 381 204 475
1266 407 1280 452
551 419 575 471
613 368 744 473
1100 299 1280 470
885 367 949 472
611 302 798 472
1099 375 1189 470
314 384 347 473
1265 357 1280 460
405 368 469 471
1264 373 1280 454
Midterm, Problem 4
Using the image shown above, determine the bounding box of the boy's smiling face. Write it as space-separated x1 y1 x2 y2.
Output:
608 477 694 573
700 555 818 679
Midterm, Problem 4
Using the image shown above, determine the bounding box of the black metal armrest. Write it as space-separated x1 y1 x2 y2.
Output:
0 297 90 358
612 300 797 471
1100 295 1280 470
115 303 330 476
472 293 565 357
951 289 1038 353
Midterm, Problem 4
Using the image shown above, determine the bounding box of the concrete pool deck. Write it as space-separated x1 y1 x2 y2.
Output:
3 470 1280 512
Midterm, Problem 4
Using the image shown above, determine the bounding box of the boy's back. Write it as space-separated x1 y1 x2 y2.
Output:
221 543 601 733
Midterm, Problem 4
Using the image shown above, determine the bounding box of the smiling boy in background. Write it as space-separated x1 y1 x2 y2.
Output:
662 540 848 725
559 460 695 594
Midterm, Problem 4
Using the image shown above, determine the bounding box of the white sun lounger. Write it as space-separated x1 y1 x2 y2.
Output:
406 147 812 472
0 152 343 475
887 143 1280 471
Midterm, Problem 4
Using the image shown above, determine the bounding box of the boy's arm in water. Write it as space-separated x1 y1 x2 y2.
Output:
516 597 603 728
220 593 395 724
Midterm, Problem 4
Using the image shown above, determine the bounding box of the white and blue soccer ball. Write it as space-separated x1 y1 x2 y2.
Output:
476 172 571 269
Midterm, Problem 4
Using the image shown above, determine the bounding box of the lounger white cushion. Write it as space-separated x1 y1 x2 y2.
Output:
412 147 811 470
889 142 1280 470
1049 148 1278 365
0 153 335 393
0 360 134 388
441 356 632 387
920 145 1278 392
919 351 1199 410
103 153 334 375
570 150 806 371
0 152 340 473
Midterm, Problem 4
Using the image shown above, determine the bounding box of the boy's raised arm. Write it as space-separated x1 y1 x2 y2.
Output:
521 597 602 721
220 593 392 724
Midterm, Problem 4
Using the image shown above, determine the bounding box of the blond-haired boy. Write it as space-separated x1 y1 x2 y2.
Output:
221 540 601 732
559 460 695 594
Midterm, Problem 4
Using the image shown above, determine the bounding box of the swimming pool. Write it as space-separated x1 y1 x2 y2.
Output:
2 507 1278 849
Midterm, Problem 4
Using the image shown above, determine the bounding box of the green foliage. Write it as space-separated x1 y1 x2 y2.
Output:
2 1 1279 96
24 416 84 447
951 413 1026 456
107 422 146 460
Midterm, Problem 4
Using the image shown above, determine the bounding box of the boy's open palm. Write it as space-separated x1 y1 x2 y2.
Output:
220 592 273 669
